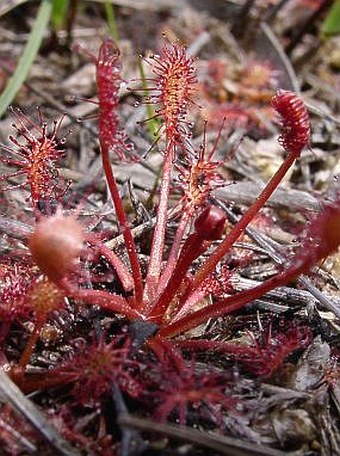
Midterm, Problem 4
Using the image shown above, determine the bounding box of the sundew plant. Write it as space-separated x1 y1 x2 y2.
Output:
0 38 339 452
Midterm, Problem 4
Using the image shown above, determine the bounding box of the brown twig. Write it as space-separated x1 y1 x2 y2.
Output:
118 413 297 456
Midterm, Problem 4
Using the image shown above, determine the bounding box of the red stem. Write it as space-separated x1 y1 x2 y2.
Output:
157 209 191 293
100 146 143 307
87 235 134 293
189 151 299 295
159 260 307 338
147 231 206 322
142 145 174 310
59 278 139 320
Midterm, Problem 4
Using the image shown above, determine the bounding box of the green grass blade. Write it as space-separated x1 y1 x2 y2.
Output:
105 1 119 41
0 0 53 118
51 0 69 30
321 0 340 36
